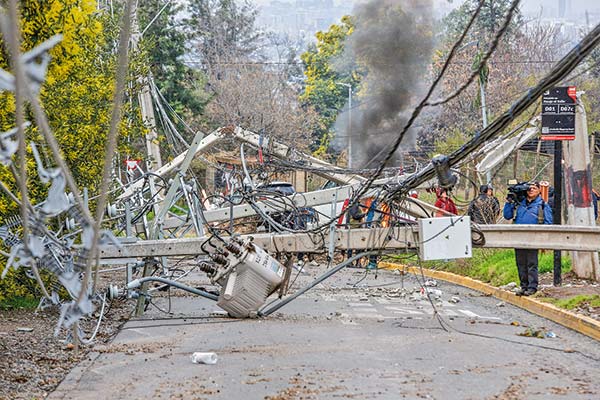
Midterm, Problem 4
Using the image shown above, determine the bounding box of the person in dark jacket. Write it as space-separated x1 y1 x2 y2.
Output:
547 187 555 211
503 182 553 296
592 189 599 220
468 184 500 224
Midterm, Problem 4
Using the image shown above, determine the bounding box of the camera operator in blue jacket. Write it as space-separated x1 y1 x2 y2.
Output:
503 182 553 296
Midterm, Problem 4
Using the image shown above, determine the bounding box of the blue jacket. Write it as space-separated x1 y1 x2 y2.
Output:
503 196 553 224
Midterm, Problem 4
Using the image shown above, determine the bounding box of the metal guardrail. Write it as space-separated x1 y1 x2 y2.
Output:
99 224 600 259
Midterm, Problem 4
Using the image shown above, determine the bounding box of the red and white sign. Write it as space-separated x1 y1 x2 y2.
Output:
125 159 142 172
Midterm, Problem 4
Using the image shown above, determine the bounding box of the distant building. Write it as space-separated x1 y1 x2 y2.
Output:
558 0 572 18
256 0 353 60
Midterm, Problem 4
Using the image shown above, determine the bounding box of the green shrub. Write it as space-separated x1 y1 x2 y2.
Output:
0 260 58 309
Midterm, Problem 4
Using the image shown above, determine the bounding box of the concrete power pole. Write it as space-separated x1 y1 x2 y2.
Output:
562 95 600 281
131 1 162 171
131 1 164 316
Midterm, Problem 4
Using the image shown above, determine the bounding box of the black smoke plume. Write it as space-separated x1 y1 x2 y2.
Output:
338 0 433 168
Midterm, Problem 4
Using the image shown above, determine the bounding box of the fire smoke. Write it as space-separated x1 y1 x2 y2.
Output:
337 0 434 168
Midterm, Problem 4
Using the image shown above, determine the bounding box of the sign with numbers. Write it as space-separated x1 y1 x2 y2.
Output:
541 86 576 140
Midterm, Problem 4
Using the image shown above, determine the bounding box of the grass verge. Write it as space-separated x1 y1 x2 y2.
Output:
541 295 600 310
387 248 571 287
0 296 39 310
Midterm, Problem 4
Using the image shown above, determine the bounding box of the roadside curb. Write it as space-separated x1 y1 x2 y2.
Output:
47 351 101 399
379 261 600 342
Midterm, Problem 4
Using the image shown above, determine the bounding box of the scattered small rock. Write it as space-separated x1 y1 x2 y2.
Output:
518 327 548 339
424 279 438 287
424 288 443 297
500 282 517 291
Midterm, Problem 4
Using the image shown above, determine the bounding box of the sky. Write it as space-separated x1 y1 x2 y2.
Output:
253 0 600 21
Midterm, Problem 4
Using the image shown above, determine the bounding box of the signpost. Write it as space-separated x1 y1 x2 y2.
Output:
541 86 576 286
541 86 576 141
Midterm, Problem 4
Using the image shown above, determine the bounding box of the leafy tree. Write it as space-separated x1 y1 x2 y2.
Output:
203 64 320 148
138 0 209 129
300 16 362 157
442 0 522 44
186 0 260 75
0 0 146 202
265 32 304 85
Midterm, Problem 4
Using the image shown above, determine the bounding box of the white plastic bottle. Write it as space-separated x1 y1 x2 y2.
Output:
191 352 218 365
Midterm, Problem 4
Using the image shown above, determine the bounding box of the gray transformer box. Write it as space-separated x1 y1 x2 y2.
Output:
217 243 285 318
418 216 472 261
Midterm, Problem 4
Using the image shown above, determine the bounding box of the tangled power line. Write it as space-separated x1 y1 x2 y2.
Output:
0 0 600 348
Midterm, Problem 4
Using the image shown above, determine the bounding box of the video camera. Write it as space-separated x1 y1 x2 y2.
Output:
506 179 530 203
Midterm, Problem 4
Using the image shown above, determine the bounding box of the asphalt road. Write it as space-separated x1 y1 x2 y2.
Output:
50 264 600 400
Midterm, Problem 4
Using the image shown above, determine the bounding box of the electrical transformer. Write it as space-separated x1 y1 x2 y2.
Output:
214 238 285 318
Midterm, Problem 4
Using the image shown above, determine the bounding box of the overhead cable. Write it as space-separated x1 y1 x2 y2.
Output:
396 20 600 194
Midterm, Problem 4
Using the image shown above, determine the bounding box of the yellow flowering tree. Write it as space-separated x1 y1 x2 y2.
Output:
300 16 362 158
0 1 145 304
0 0 145 215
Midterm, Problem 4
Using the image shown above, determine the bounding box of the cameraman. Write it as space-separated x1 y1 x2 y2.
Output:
502 182 552 296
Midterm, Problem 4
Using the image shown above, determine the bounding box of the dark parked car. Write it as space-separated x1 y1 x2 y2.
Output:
257 181 296 196
255 182 317 231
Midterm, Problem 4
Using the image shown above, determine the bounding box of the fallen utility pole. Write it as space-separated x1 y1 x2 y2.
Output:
232 126 365 186
117 129 221 201
131 2 162 171
99 224 600 259
475 116 540 175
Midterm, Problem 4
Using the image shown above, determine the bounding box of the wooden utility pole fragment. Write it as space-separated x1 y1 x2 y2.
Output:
563 98 600 281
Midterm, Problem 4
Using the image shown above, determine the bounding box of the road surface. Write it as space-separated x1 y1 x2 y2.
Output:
50 264 600 399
